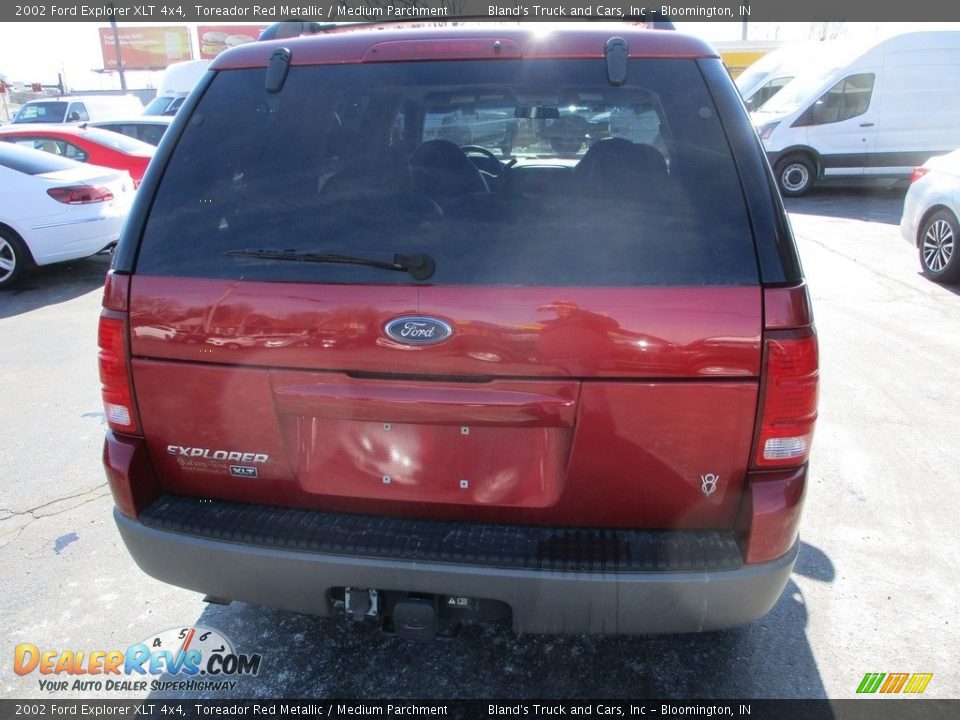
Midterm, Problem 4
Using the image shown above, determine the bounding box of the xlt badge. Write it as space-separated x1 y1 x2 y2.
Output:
230 466 259 479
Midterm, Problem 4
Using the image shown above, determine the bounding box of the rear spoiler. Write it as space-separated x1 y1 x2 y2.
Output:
259 16 675 42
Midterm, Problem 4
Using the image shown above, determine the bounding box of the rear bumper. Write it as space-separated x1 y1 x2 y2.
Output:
115 508 797 635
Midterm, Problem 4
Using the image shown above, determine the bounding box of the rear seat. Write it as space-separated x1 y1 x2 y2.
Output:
574 137 669 202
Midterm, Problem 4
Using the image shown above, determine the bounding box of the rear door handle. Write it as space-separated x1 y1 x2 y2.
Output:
859 122 875 127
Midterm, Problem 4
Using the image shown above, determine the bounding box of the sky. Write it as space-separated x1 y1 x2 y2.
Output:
2 21 960 90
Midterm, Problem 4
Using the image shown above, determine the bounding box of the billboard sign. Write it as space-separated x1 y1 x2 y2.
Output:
198 25 269 59
99 26 193 71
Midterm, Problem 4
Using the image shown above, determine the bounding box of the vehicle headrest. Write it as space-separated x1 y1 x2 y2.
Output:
576 138 667 198
409 139 488 200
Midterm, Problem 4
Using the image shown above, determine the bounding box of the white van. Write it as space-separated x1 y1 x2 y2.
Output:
735 41 854 112
12 95 144 124
754 31 960 196
143 60 211 116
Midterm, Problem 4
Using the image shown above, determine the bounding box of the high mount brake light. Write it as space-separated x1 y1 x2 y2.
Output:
362 38 523 63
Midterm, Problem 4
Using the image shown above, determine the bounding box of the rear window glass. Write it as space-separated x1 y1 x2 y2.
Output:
6 137 89 162
137 125 168 145
83 127 154 153
94 122 168 146
0 142 80 174
137 59 758 286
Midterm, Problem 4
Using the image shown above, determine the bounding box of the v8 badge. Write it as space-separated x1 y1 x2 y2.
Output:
700 473 719 497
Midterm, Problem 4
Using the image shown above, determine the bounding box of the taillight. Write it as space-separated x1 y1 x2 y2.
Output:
98 272 140 435
910 167 929 184
47 185 114 204
752 329 819 468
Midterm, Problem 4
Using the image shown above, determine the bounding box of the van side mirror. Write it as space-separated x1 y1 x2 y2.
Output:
67 111 81 122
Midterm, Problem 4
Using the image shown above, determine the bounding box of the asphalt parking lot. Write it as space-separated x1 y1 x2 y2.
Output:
1 185 958 700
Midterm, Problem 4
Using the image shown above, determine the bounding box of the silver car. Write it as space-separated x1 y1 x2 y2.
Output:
900 149 960 283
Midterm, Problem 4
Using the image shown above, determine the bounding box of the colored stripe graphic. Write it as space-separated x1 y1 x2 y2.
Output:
857 672 933 694
857 673 885 694
880 673 909 693
903 673 933 694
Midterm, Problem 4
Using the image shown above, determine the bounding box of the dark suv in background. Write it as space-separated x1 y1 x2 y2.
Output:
100 23 818 637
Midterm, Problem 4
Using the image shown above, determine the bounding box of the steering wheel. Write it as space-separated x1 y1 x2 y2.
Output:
461 145 504 176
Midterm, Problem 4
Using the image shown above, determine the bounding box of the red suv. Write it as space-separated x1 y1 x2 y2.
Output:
100 23 818 636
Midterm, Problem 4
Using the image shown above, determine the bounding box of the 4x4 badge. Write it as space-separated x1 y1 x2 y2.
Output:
701 473 719 497
384 316 453 346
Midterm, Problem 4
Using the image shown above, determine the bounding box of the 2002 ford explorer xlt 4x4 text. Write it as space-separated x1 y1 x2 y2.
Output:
99 22 819 637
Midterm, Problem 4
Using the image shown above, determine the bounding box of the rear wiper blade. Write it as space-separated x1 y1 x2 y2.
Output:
226 249 435 281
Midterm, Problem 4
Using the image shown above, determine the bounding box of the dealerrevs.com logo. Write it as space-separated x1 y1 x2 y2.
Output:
14 626 262 693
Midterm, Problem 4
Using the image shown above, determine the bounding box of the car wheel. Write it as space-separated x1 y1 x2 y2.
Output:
0 229 30 290
775 155 816 197
919 209 960 283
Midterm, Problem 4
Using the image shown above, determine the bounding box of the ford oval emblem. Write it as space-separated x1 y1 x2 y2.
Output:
384 316 453 346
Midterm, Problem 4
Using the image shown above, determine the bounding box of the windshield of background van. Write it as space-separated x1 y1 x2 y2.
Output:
136 59 759 286
13 101 69 123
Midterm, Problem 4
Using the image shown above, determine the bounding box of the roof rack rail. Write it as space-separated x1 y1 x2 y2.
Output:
259 17 676 43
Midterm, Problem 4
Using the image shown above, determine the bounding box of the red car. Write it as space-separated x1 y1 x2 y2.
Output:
101 22 818 637
0 124 154 186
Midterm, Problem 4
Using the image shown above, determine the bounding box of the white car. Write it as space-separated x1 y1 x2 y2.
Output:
900 149 960 283
0 142 135 288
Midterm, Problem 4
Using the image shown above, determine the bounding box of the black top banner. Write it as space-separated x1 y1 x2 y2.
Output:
0 700 957 720
4 1 960 23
